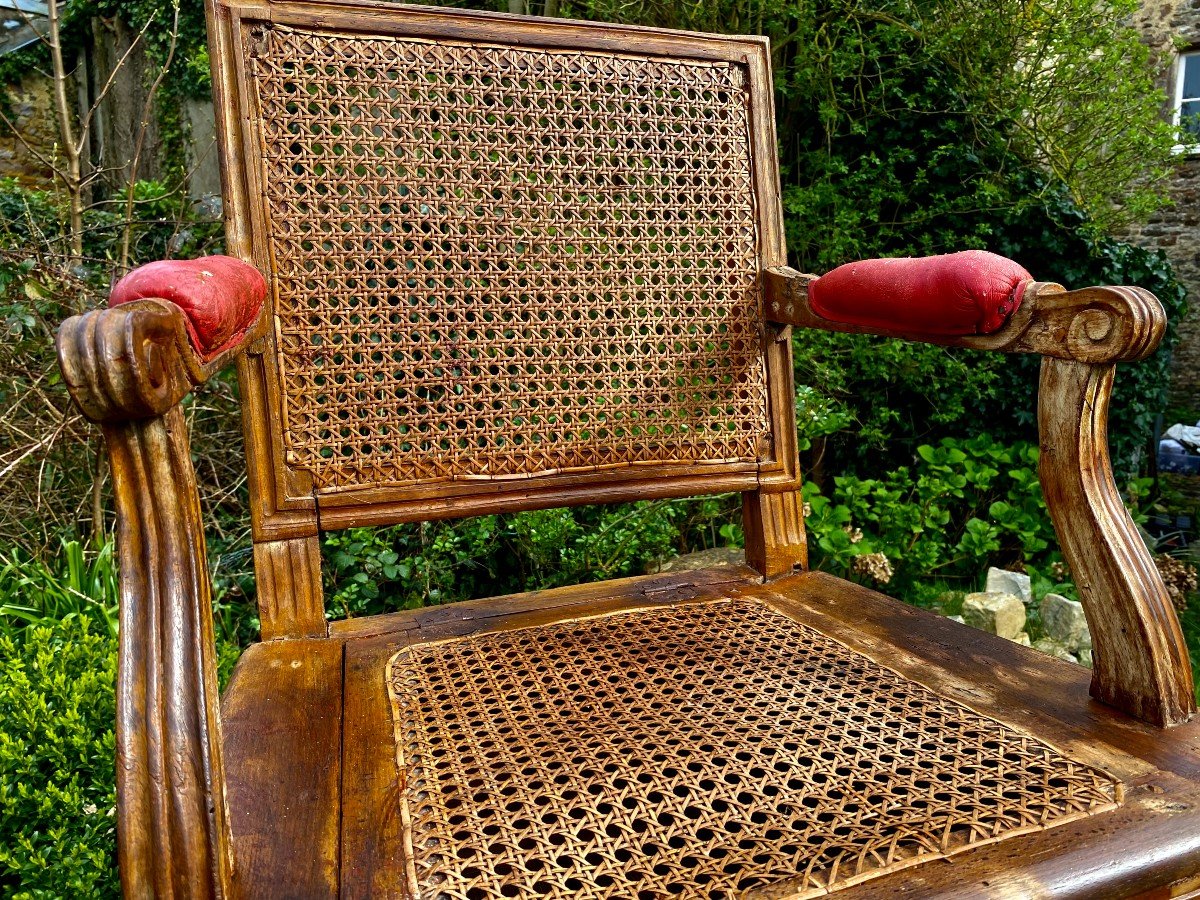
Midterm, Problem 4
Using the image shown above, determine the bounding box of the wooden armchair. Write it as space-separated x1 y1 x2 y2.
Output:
56 1 1200 896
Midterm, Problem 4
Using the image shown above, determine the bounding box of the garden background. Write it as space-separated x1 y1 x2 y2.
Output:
1 0 1199 895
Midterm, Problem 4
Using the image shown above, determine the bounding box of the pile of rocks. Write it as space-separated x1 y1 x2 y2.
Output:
956 567 1092 666
1037 593 1092 667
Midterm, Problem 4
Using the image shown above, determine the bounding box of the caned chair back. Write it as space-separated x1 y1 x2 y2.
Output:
208 0 796 533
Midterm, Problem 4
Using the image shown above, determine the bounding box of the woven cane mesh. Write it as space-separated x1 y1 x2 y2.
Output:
386 598 1120 899
247 26 771 491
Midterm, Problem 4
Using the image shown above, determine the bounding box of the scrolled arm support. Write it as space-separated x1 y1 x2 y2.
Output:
57 288 266 897
765 265 1194 726
1039 358 1194 727
764 266 1164 364
103 405 234 898
58 298 261 424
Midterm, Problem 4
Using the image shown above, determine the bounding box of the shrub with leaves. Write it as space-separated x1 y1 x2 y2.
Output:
0 618 118 899
791 200 1188 479
802 434 1070 592
0 536 247 899
323 495 742 619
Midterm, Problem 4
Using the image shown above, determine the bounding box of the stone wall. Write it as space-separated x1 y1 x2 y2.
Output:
1126 0 1200 411
0 17 171 194
1124 160 1200 409
0 76 58 187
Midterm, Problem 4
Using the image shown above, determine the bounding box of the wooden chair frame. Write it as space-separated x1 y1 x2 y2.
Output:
55 2 1196 896
210 0 809 641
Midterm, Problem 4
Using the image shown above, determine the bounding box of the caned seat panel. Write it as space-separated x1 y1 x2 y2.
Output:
243 23 773 494
223 569 1200 899
382 594 1120 899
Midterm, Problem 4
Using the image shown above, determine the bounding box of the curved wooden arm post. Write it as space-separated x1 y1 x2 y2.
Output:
57 299 267 897
765 267 1195 727
1040 355 1193 727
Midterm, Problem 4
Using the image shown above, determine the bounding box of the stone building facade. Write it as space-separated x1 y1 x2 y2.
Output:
1126 0 1200 410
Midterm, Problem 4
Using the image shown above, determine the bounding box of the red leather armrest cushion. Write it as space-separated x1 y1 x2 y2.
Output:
807 250 1032 336
109 256 267 360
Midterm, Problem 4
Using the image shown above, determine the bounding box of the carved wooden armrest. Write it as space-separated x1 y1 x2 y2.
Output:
765 264 1194 727
764 264 1163 364
56 257 268 897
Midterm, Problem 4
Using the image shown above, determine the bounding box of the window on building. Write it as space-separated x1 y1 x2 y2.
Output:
1177 51 1200 149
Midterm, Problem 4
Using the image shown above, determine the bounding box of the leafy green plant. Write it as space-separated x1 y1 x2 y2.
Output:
791 215 1187 480
509 500 685 590
1175 597 1200 703
792 331 1004 470
801 433 1067 592
0 178 238 557
0 531 245 661
0 540 119 639
0 535 246 897
324 517 503 618
323 495 743 619
0 618 118 899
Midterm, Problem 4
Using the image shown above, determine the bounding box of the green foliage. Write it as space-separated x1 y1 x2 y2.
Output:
792 330 1002 466
793 194 1188 477
768 0 1178 268
933 0 1178 229
90 0 211 99
0 182 63 247
0 537 247 897
802 429 1162 600
989 188 1190 477
793 385 853 452
801 433 1066 591
1177 600 1200 703
507 501 699 589
0 540 119 639
0 175 229 554
0 177 222 273
325 517 503 616
0 618 118 899
324 496 740 618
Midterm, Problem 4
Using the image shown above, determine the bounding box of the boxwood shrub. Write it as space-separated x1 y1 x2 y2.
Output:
0 619 118 899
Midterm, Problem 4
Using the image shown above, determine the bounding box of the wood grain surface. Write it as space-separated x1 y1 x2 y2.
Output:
55 1 1200 896
222 640 343 898
313 568 1200 900
56 298 270 897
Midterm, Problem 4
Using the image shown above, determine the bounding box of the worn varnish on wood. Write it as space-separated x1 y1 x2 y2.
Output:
766 267 1195 727
317 570 1200 900
52 0 1200 897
